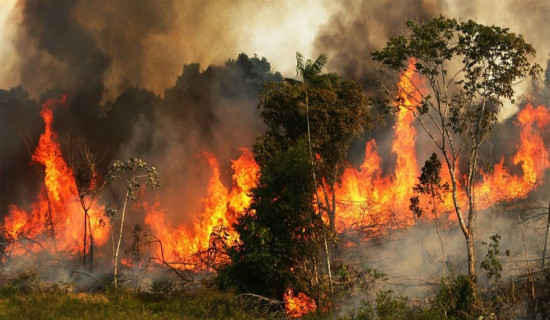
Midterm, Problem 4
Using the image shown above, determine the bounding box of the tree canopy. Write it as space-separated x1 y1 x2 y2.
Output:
255 69 374 231
219 141 323 300
373 16 541 291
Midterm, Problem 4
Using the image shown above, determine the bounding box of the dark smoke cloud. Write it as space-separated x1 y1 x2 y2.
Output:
117 55 282 226
16 0 110 105
2 0 288 247
9 0 304 103
315 0 440 87
0 52 281 229
0 87 41 211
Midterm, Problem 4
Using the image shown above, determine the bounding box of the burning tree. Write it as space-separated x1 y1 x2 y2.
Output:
105 157 159 289
221 54 375 312
256 55 374 232
372 17 542 292
219 141 324 306
67 136 106 272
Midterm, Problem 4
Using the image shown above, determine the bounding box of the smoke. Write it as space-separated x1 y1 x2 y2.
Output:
315 0 550 119
0 0 328 101
315 0 439 87
0 87 41 212
0 0 548 302
335 200 550 316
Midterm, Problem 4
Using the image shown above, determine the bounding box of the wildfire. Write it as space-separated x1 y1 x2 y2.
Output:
1 62 548 276
333 59 424 235
3 97 109 254
477 102 550 207
144 148 259 266
284 288 317 318
330 60 550 237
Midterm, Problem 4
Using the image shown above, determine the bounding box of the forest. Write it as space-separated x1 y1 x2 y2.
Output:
1 1 550 319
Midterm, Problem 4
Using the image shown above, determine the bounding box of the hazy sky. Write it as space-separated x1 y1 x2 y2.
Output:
0 0 548 111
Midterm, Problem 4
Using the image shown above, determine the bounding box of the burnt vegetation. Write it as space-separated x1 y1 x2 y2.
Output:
1 12 550 320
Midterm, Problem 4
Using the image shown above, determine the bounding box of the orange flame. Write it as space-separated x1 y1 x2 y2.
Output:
3 97 109 254
332 59 550 237
333 59 423 235
477 102 550 207
2 61 549 274
284 288 316 318
144 148 259 265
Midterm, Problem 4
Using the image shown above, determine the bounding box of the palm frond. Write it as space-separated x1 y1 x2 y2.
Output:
296 52 305 78
310 54 328 76
295 52 328 85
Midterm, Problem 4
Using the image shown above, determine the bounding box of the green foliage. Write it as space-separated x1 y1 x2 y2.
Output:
0 284 278 320
374 290 410 319
151 279 175 296
105 157 160 288
258 72 371 179
345 300 375 320
373 16 541 289
480 234 504 281
432 274 477 319
105 157 159 201
0 271 39 296
343 290 411 320
373 16 541 157
373 17 541 106
219 141 323 300
296 52 328 85
409 153 449 218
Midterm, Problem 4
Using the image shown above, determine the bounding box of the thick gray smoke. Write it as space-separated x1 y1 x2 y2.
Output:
315 0 550 118
0 0 548 301
315 0 438 88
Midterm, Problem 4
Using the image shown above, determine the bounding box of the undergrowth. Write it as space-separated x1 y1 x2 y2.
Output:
0 272 282 320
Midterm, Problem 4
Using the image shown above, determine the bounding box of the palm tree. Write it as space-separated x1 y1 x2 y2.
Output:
296 52 328 85
294 52 327 197
294 52 333 296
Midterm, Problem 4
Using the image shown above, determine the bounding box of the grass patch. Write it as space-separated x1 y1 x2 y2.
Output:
0 282 281 320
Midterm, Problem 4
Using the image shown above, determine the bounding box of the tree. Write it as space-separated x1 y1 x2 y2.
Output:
409 152 449 277
373 17 541 291
105 157 159 288
256 56 374 300
69 136 105 272
258 55 373 232
219 141 324 302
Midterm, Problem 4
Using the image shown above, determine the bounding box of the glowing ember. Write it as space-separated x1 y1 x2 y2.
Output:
284 288 316 318
3 96 109 254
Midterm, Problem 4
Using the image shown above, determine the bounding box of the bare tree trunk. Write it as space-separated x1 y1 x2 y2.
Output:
466 230 476 281
323 234 333 296
542 201 550 269
83 208 87 267
304 85 334 299
87 213 94 272
520 216 536 300
433 210 446 279
114 189 130 289
45 194 57 252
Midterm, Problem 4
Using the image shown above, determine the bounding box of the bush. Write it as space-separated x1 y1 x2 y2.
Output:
431 275 476 319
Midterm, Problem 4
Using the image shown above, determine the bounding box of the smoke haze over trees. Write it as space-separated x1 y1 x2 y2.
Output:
0 1 550 318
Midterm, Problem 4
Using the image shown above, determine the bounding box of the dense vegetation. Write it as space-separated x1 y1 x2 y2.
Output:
0 16 549 319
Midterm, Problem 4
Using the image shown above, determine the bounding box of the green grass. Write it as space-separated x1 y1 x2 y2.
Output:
0 285 281 320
